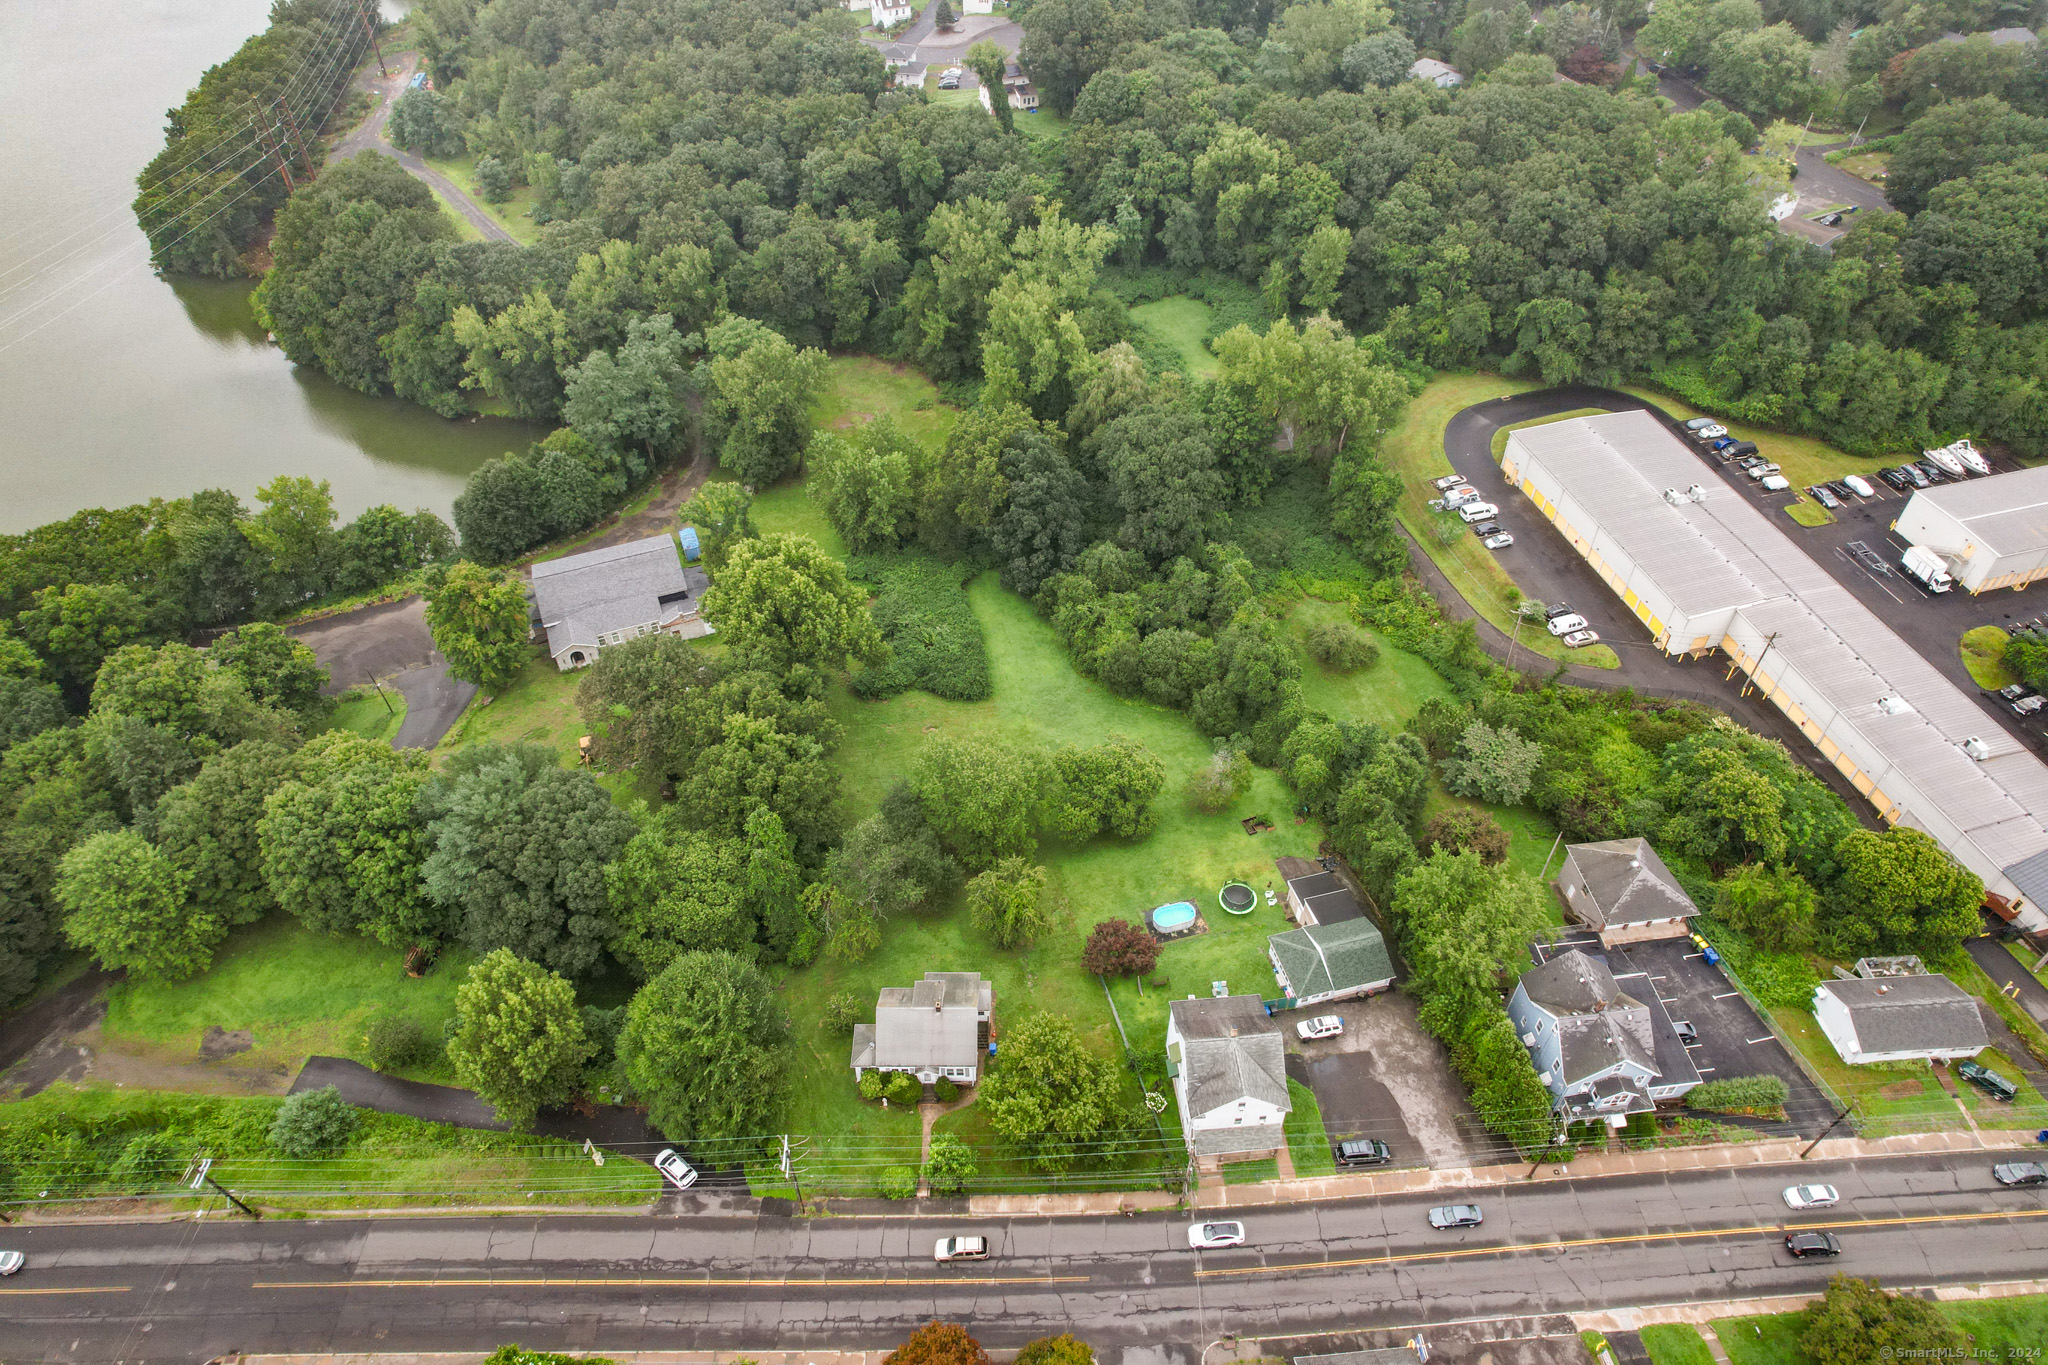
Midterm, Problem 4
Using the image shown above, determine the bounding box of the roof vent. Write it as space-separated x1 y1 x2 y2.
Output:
1688 484 1708 503
1964 735 1994 761
1876 695 1912 716
1662 487 1685 505
1876 983 1891 994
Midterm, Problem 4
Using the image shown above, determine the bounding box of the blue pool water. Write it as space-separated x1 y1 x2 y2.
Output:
1152 901 1198 932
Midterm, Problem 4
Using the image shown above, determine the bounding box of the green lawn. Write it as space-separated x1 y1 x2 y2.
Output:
434 649 665 808
1285 1076 1335 1177
101 916 474 1083
809 355 958 452
1222 1155 1280 1184
1381 373 1620 670
1963 625 2016 689
1763 1004 1991 1134
419 152 543 244
1716 1311 1809 1365
1713 1294 2048 1365
1285 598 1454 728
2002 939 2048 992
1639 1324 1716 1365
1129 296 1221 377
323 688 407 745
1014 107 1070 141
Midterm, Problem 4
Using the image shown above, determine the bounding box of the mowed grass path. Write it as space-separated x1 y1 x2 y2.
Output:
1129 296 1220 377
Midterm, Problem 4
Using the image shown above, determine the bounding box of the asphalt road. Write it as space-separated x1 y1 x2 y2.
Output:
4 1153 2047 1360
331 52 516 244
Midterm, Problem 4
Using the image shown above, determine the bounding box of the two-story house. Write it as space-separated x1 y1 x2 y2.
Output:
1508 949 1699 1128
1165 995 1291 1169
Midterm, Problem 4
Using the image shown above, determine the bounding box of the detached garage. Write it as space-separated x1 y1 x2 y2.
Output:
1893 466 2048 594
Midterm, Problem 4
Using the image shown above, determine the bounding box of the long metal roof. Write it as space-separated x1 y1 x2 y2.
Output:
1513 411 2048 886
1902 465 2048 557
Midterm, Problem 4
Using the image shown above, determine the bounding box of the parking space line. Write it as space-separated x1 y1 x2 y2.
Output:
1746 1035 1776 1045
1685 953 1704 961
1713 991 1742 1000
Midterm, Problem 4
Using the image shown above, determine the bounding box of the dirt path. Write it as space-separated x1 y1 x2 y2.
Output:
329 51 516 245
529 451 712 566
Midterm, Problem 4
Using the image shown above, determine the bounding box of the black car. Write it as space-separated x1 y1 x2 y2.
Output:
1544 602 1577 621
1785 1232 1842 1258
1827 481 1856 501
1471 520 1503 538
1725 440 1760 460
1994 1162 2048 1186
1916 460 1950 483
1879 467 1912 491
1335 1138 1393 1167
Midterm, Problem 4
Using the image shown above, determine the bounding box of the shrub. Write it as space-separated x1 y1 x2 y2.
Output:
1304 620 1379 672
267 1086 359 1157
967 857 1058 948
1186 747 1253 814
885 1322 992 1365
1015 1335 1095 1365
886 1071 923 1105
858 1070 886 1101
925 1133 976 1195
851 555 992 702
880 1164 920 1198
1686 1075 1790 1115
365 1016 437 1073
1082 917 1160 978
822 991 868 1034
1420 808 1509 865
934 1077 960 1103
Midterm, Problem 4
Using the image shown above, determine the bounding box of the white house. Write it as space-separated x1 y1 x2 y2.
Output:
1554 838 1697 946
1508 950 1700 1128
1166 995 1290 1168
870 0 912 25
851 972 994 1085
1812 974 1989 1065
528 533 710 670
1410 57 1463 87
963 0 994 12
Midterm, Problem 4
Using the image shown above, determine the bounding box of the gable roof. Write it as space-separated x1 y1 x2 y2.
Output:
1818 974 1989 1055
865 972 990 1071
1566 838 1697 927
1520 950 1659 1086
1170 995 1290 1114
529 533 702 655
1269 918 1395 998
1285 869 1363 925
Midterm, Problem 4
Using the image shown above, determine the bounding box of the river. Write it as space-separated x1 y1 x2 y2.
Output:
0 0 541 535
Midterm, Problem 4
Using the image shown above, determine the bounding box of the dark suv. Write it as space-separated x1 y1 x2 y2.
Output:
1335 1138 1393 1167
1959 1061 2019 1102
1785 1232 1842 1258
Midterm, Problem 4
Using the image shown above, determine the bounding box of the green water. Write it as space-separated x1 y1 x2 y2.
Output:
0 0 538 533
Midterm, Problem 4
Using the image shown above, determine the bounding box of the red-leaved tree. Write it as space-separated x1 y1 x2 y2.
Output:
1081 917 1160 978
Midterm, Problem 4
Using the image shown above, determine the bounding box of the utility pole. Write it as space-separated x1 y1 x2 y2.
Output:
190 1158 261 1219
365 671 395 715
1799 1108 1854 1159
355 0 390 78
250 106 296 193
275 97 316 181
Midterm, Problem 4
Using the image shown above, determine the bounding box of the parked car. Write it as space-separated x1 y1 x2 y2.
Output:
937 74 960 88
1785 1231 1843 1258
2014 695 2046 717
1429 1205 1484 1230
1761 474 1791 491
1431 474 1470 490
1843 475 1875 498
1482 532 1515 550
1879 467 1912 491
1745 462 1782 480
1900 463 1931 488
1915 460 1950 483
1672 1019 1698 1045
1820 211 1845 227
1999 683 2037 703
1562 629 1600 648
1470 520 1504 538
1546 613 1590 636
1544 602 1577 621
935 1236 989 1261
0 1250 20 1276
1724 440 1759 459
1782 1184 1839 1210
1335 1138 1393 1167
1296 1014 1343 1041
1827 481 1856 501
1959 1061 2019 1102
1457 502 1500 523
1735 456 1766 473
1683 417 1719 431
1188 1221 1246 1249
1810 486 1842 510
1994 1162 2048 1186
654 1148 699 1191
1690 424 1727 441
1709 437 1736 453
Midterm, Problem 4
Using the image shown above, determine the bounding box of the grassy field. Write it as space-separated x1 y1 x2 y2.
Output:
1639 1324 1715 1365
101 917 474 1083
809 355 958 452
434 648 666 807
1285 598 1453 727
1717 1309 1809 1365
1784 501 1834 527
1620 386 1887 492
1014 108 1071 142
1129 296 1221 377
420 152 543 245
1962 625 2015 689
1831 149 1890 183
1381 374 1619 669
323 687 407 745
1717 1293 2048 1365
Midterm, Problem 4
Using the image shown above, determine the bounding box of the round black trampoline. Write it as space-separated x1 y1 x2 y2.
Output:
1219 882 1256 914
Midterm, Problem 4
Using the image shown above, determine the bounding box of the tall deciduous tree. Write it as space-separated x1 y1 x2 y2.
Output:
445 947 593 1129
1825 827 1984 959
563 315 694 468
607 812 754 977
1047 739 1165 842
1392 850 1551 1037
154 739 301 929
425 562 533 694
967 856 1058 948
701 533 883 677
702 318 828 487
965 40 1014 132
910 735 1047 870
55 829 214 980
209 622 328 724
807 416 927 554
980 1011 1128 1169
618 949 788 1142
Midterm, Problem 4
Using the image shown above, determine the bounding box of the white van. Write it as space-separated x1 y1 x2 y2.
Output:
1458 502 1499 523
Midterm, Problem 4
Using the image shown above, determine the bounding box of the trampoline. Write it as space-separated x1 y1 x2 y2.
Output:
1219 882 1256 915
1151 901 1198 933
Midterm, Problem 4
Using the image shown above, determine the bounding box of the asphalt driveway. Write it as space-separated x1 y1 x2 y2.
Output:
1286 987 1489 1169
290 596 477 749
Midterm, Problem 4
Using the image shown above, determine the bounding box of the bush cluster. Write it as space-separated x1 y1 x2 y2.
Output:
851 555 992 702
1685 1075 1791 1115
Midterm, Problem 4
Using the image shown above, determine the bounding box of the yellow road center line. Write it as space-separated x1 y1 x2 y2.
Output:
254 1275 1091 1290
1193 1206 2048 1277
0 1286 132 1296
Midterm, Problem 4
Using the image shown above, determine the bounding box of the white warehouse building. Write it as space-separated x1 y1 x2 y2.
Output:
1502 411 2048 928
1892 466 2048 594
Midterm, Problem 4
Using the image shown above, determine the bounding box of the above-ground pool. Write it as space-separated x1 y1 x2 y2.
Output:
1219 883 1256 914
1151 900 1198 933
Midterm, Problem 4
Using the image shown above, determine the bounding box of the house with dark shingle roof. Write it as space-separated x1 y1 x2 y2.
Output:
1508 949 1699 1127
1279 859 1366 927
1554 838 1697 946
1268 918 1395 1007
1813 974 1988 1065
851 972 993 1085
1166 995 1291 1166
529 533 710 670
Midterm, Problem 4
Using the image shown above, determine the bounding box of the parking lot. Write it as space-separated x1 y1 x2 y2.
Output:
1535 934 1836 1139
1286 986 1494 1170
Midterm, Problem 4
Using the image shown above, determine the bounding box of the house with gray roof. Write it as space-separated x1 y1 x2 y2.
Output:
1280 859 1365 927
1268 918 1395 1007
1508 949 1699 1127
1813 974 1988 1065
1166 995 1291 1166
529 533 710 670
851 972 993 1085
1410 57 1463 86
1555 838 1697 946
